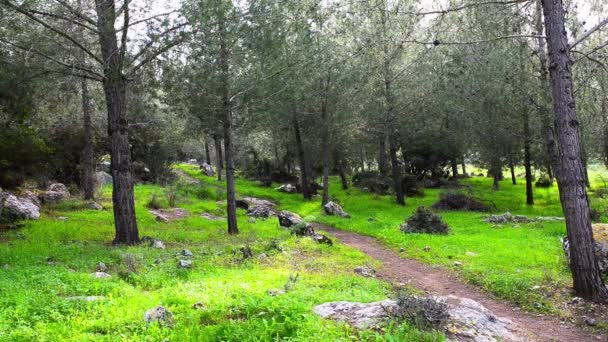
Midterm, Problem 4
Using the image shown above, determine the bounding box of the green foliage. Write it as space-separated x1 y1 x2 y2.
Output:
431 193 492 212
352 171 391 195
401 207 450 235
535 175 554 188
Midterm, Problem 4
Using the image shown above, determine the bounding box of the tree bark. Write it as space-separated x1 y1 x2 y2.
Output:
219 12 237 235
461 157 467 176
293 112 311 200
333 148 348 190
509 159 516 185
523 107 534 205
320 75 330 206
541 0 608 302
80 76 95 200
94 0 138 244
214 134 223 181
451 160 459 179
204 138 211 164
378 136 388 177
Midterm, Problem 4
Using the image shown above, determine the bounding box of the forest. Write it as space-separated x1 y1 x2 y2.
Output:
1 0 608 340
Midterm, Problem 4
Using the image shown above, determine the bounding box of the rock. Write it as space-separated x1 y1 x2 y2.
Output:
23 191 40 208
192 302 207 310
399 248 405 253
88 202 103 210
585 318 597 326
0 194 40 221
66 295 105 302
323 201 350 218
563 224 608 273
187 159 198 165
150 208 189 222
181 249 193 257
39 191 67 204
354 266 376 278
95 171 113 187
314 296 520 341
49 183 70 196
201 213 222 220
97 161 111 173
312 234 333 246
178 259 192 269
454 261 462 267
199 162 214 177
248 217 256 223
57 216 68 221
313 300 399 329
154 258 162 265
155 214 169 223
466 251 479 257
91 272 111 279
141 237 166 249
144 305 173 324
486 212 512 224
235 199 249 210
278 210 303 227
267 289 286 296
276 184 297 193
240 246 253 259
242 197 275 208
96 262 108 272
423 246 431 252
258 253 268 259
247 204 275 218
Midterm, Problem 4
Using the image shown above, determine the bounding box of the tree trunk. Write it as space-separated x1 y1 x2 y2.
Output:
219 13 237 235
320 75 330 206
523 108 534 205
94 0 138 244
214 135 223 181
541 0 608 303
333 148 348 190
461 157 467 176
378 136 388 177
204 138 211 164
293 112 311 200
451 160 459 179
509 159 516 185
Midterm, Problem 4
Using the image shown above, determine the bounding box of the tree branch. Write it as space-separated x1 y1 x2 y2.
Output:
53 0 97 26
28 9 99 33
1 0 103 65
367 0 530 16
401 34 544 46
126 22 190 74
117 10 179 31
119 0 130 70
570 17 608 50
127 28 193 76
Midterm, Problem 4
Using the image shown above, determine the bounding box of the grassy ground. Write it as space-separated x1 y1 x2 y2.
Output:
0 180 443 341
177 164 608 315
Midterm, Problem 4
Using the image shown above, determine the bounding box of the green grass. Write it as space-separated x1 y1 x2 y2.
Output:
0 176 443 341
176 163 608 314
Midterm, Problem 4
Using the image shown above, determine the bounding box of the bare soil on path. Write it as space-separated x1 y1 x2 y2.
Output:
316 223 605 342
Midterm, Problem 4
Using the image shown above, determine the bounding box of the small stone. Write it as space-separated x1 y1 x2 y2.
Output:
258 253 268 259
570 297 583 305
399 247 405 252
454 261 462 267
178 259 192 269
88 202 103 210
155 214 169 223
151 239 165 249
66 295 105 302
533 302 542 309
423 246 431 252
144 305 173 324
192 302 207 310
323 201 350 218
91 272 111 279
267 289 285 296
96 262 108 272
466 251 479 257
154 258 162 264
181 249 193 257
354 266 376 277
312 234 333 246
585 318 597 326
530 285 540 290
57 216 68 221
368 218 376 222
248 217 256 223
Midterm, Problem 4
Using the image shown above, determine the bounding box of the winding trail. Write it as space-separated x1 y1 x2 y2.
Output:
315 223 604 342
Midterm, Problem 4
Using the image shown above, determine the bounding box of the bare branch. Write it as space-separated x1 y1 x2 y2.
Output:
53 0 97 26
127 28 194 76
126 22 190 73
1 0 103 65
28 10 99 33
0 37 104 81
400 34 544 46
117 10 179 31
572 50 608 72
570 17 608 50
366 0 530 16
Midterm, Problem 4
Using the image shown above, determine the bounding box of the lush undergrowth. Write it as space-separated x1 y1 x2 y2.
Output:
178 164 608 314
0 179 443 341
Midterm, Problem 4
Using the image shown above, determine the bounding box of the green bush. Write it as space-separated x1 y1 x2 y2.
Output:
535 175 553 188
401 206 450 235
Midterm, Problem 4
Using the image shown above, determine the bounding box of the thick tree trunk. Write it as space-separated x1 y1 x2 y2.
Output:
320 76 330 206
219 14 237 235
541 0 608 302
204 138 211 164
509 159 516 185
451 160 459 179
293 113 311 200
214 135 223 181
523 108 534 205
95 0 138 244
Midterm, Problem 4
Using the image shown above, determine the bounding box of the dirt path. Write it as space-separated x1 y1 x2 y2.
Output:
316 223 604 342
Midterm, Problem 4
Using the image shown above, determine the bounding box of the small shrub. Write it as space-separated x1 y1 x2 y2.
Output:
146 193 164 209
431 193 491 212
401 174 424 197
535 175 553 188
290 222 314 236
401 206 450 235
394 296 449 331
590 208 601 223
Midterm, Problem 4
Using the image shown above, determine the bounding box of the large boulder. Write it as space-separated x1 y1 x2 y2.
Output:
95 171 113 187
0 193 40 221
278 210 303 227
313 296 519 341
40 183 70 204
276 184 297 194
242 197 275 208
323 201 350 218
247 204 275 218
563 223 608 273
199 162 214 177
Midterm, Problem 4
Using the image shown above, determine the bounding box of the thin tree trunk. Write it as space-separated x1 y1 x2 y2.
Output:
509 159 516 185
204 138 211 164
219 13 237 235
293 112 311 200
378 136 388 177
541 0 608 302
461 157 467 176
523 107 534 205
214 135 223 181
451 160 459 179
333 148 348 190
320 75 330 206
95 0 138 244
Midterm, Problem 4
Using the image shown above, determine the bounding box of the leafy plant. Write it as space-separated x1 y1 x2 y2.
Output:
401 206 450 235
